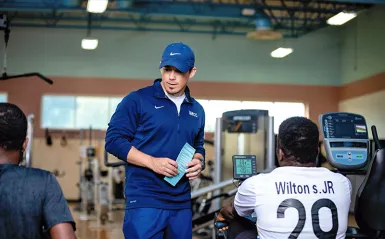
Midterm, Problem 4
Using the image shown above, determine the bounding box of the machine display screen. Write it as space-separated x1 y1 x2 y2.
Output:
236 159 252 175
232 155 257 180
321 113 368 139
222 110 269 133
330 142 367 148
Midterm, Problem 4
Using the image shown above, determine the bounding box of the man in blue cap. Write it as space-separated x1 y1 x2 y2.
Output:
105 42 206 239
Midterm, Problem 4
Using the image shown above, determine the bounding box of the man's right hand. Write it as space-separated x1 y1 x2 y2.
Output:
150 157 178 177
215 212 229 231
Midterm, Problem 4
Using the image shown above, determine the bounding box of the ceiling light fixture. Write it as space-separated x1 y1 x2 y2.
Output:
81 38 98 50
271 47 293 58
327 12 357 26
87 0 108 13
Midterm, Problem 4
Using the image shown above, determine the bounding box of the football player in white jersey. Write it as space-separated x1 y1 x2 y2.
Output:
217 116 352 239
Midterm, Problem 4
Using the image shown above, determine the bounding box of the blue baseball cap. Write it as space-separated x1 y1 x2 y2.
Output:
159 42 195 73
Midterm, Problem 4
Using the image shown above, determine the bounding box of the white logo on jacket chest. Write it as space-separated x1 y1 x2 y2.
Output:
189 110 198 118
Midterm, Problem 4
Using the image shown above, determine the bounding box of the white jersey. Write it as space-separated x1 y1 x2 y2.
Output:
234 166 352 239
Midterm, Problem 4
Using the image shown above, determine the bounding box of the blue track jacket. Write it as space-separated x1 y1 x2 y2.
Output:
105 79 205 210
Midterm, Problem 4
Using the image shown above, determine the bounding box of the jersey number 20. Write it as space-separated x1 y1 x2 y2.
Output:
277 198 338 238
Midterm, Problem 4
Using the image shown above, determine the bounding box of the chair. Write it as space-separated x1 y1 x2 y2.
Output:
350 126 385 238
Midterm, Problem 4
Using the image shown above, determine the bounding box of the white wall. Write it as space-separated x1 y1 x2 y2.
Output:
340 5 385 84
2 25 341 85
339 89 385 139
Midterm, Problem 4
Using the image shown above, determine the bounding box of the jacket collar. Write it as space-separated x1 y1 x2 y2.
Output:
153 78 193 103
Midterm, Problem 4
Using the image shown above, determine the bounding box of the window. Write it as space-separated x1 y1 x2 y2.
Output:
42 95 76 129
0 93 7 102
76 96 110 129
270 102 306 133
196 99 305 134
41 95 305 133
41 95 123 130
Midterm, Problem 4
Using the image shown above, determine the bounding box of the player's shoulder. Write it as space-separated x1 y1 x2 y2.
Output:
10 166 54 183
242 172 269 185
24 167 53 179
312 167 352 190
320 167 350 182
253 167 283 180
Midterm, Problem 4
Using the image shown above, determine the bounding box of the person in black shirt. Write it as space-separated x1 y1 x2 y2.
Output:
0 103 77 239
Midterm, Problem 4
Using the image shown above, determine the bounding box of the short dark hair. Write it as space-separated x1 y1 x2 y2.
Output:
0 103 27 151
277 116 319 165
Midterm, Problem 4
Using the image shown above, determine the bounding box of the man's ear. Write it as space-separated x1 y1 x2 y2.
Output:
22 138 29 152
188 67 197 79
278 149 284 162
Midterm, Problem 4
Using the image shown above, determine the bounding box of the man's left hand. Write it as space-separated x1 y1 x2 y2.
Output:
185 158 202 180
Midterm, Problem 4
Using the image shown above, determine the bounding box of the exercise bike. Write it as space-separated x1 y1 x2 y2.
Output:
214 112 385 239
214 155 259 239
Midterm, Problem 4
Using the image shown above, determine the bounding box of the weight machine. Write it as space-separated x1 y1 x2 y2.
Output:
77 127 107 223
76 126 126 226
103 150 126 223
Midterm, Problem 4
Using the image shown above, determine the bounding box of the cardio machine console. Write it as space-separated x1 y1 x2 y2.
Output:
232 155 257 180
319 112 369 170
222 110 269 133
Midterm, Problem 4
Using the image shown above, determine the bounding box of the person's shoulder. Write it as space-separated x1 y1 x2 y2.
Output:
123 89 144 100
27 167 53 176
190 97 205 113
242 173 267 185
320 167 349 179
15 166 53 181
122 80 158 99
257 166 281 178
136 84 156 96
314 167 352 188
333 171 352 186
120 87 150 106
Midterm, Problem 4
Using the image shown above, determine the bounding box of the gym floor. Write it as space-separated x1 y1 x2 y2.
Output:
69 203 359 239
70 203 125 239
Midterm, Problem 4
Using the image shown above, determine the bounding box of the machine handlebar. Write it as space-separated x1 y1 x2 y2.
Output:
372 125 383 150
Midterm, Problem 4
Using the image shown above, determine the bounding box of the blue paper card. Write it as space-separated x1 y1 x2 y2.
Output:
164 143 196 186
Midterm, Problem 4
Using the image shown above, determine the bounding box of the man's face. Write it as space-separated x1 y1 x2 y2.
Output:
160 66 196 96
